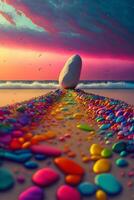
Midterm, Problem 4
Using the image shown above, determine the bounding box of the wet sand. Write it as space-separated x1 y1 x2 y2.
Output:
0 89 134 107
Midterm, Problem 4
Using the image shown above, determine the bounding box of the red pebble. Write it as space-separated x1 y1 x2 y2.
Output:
10 138 22 150
127 181 133 187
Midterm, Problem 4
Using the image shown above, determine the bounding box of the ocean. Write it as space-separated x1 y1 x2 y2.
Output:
0 81 133 106
0 80 134 89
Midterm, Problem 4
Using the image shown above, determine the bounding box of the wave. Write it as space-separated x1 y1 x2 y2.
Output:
0 81 133 89
78 81 134 89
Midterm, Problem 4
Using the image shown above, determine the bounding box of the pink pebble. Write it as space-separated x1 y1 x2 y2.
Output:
128 171 134 177
59 136 65 141
57 185 81 200
32 167 60 187
64 133 71 138
17 175 25 184
31 144 62 156
19 186 44 200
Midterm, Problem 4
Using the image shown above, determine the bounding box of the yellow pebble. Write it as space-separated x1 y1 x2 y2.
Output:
93 158 111 173
55 115 64 120
73 113 83 119
82 156 90 163
96 190 107 200
90 144 103 155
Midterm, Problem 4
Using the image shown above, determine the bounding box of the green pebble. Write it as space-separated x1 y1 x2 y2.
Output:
112 141 126 153
0 168 15 191
77 124 94 132
16 106 26 112
120 151 127 157
107 132 113 138
101 148 112 158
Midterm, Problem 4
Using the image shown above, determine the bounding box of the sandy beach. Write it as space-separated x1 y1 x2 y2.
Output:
0 89 134 107
0 89 134 200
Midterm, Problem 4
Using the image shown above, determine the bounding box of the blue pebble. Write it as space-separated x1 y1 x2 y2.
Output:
95 173 122 195
116 158 128 167
126 143 134 153
4 151 32 163
116 116 125 123
100 124 111 130
14 149 31 155
24 161 38 169
35 154 48 161
78 182 97 196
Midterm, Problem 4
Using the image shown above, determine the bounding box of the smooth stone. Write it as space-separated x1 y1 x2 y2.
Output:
0 168 15 191
90 144 103 155
77 124 94 132
17 175 25 184
34 154 48 160
59 54 82 89
120 151 127 157
101 148 112 158
9 139 22 150
19 186 44 200
126 144 134 153
57 185 81 200
100 124 111 130
78 182 97 196
95 173 122 195
96 190 107 200
73 113 83 119
31 144 62 157
65 175 81 185
93 159 111 173
116 116 125 123
12 130 24 137
54 157 84 175
112 141 126 153
32 167 60 187
24 161 38 169
4 152 32 163
116 158 128 167
0 134 11 144
16 106 26 113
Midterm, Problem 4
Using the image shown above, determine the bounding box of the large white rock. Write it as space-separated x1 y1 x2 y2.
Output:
59 54 82 89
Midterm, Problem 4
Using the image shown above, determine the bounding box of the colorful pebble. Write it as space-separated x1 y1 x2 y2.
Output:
0 168 15 191
32 167 60 187
93 159 111 173
57 185 81 200
95 173 122 195
78 182 97 196
19 186 44 200
54 157 84 175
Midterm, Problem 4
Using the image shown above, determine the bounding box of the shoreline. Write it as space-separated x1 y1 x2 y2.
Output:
0 89 133 107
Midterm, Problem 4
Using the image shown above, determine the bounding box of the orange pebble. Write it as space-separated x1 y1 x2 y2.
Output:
67 151 76 158
90 155 102 161
24 133 33 140
65 174 82 185
82 156 90 163
18 137 25 144
22 141 31 149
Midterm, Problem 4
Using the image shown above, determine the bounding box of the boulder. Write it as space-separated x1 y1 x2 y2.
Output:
59 54 82 89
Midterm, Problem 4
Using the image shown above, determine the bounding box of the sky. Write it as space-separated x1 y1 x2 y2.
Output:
0 0 134 80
